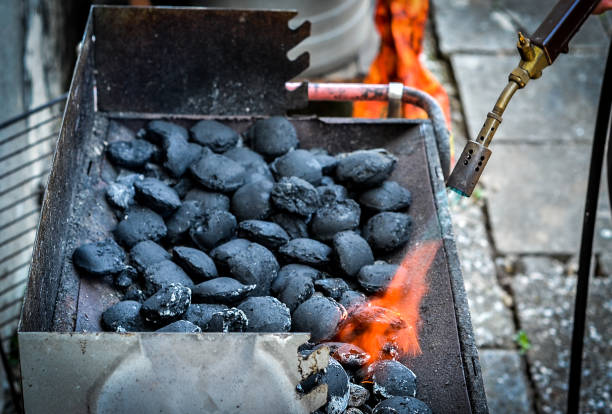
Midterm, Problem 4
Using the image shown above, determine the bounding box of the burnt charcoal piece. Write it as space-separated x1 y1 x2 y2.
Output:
209 238 251 271
370 360 417 399
73 238 126 276
271 177 320 216
322 357 350 414
130 240 171 273
145 120 188 145
107 139 156 169
363 212 412 252
336 149 397 188
101 300 144 332
319 343 371 369
190 120 239 153
115 266 137 289
184 303 228 329
172 176 193 198
238 220 290 250
292 296 347 342
105 173 143 210
359 181 412 213
223 146 274 184
114 207 167 247
333 231 374 277
227 243 279 296
184 189 230 212
165 200 205 244
238 296 291 332
310 148 338 175
172 246 218 282
231 180 273 222
278 275 314 312
372 397 431 414
143 259 194 295
317 184 348 205
278 238 332 266
271 149 323 185
156 320 202 333
189 210 237 250
190 149 246 193
271 264 324 295
206 307 249 332
357 263 399 294
192 277 256 304
345 408 365 414
314 278 350 301
124 285 146 302
270 213 309 239
310 199 361 241
108 120 136 141
339 290 367 309
162 134 202 178
134 177 182 217
248 116 299 160
349 383 370 408
141 283 191 325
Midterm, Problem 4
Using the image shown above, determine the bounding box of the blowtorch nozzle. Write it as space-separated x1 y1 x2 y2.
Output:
446 140 493 197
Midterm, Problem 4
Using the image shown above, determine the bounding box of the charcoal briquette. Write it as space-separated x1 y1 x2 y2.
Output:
162 134 203 178
314 278 350 301
165 200 205 243
310 199 361 241
271 176 320 216
190 120 239 153
105 173 143 210
339 290 367 310
271 149 323 185
322 357 350 414
172 246 218 282
333 231 374 277
310 148 338 175
223 146 274 184
278 274 314 312
209 238 251 271
184 303 228 329
145 120 188 145
349 383 370 408
114 207 167 247
320 176 335 186
317 184 348 205
271 264 324 295
278 238 332 266
357 263 399 294
108 120 137 141
336 149 397 188
248 116 299 160
345 408 365 414
156 319 202 333
143 259 194 296
106 139 156 169
363 212 412 252
369 360 417 399
115 266 137 289
320 342 371 369
292 296 347 342
359 181 412 213
73 238 126 277
270 213 309 239
141 283 191 325
124 285 146 302
130 240 171 273
190 149 246 193
206 307 249 332
237 220 290 250
101 300 145 332
231 180 273 222
189 210 237 250
192 277 255 304
372 397 431 414
134 177 181 217
238 296 291 332
226 242 279 296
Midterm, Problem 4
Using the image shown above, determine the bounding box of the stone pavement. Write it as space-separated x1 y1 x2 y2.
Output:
428 1 612 412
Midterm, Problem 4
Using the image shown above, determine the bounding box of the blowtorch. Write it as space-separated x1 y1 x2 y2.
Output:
446 0 604 197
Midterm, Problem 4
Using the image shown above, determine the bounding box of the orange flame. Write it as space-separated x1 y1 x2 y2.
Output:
335 241 440 361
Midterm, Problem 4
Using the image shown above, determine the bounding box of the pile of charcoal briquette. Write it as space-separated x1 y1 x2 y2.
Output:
72 116 431 414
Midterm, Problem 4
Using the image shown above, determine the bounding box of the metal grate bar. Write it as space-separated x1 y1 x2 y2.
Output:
0 131 59 163
0 115 61 147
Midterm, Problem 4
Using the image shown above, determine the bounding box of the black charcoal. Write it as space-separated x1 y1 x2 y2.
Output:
271 177 320 216
349 383 370 407
339 290 367 309
248 116 298 160
184 303 228 329
319 342 370 369
141 283 191 325
278 238 332 266
165 200 205 243
333 231 374 276
372 397 431 414
143 259 194 295
189 210 237 250
172 246 218 282
107 139 156 169
145 120 188 145
115 266 137 289
238 296 291 332
192 277 255 304
226 242 279 296
278 275 314 312
190 149 246 193
206 308 248 332
363 212 412 252
317 184 348 205
271 149 323 185
336 149 397 188
209 238 251 271
231 180 273 222
310 148 338 175
345 409 365 414
292 296 346 342
271 264 324 295
172 176 193 198
238 220 290 250
190 120 239 153
114 207 167 247
357 263 399 294
359 181 412 212
320 176 335 186
134 177 181 217
223 146 274 184
370 360 417 399
322 357 350 414
184 189 231 211
314 278 350 301
73 238 126 276
270 213 309 239
124 285 146 302
310 199 361 241
101 300 144 332
130 240 171 273
162 134 202 178
156 320 202 333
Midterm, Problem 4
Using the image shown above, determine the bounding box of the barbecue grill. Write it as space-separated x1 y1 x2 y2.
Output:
18 6 486 413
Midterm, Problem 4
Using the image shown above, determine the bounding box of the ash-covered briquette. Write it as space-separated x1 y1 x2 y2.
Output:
165 200 205 243
172 246 218 282
372 397 431 414
223 146 274 184
292 296 347 342
114 207 167 247
278 238 332 266
348 383 370 408
237 220 290 250
309 148 338 175
270 176 320 216
357 263 399 294
183 189 230 212
322 357 350 414
271 264 324 295
101 300 144 332
278 274 314 312
72 238 126 277
207 307 248 332
106 139 156 169
130 240 171 273
145 120 189 145
317 184 348 206
271 149 323 185
226 242 279 296
191 277 255 304
359 181 412 213
189 210 237 251
333 231 374 277
189 148 246 193
140 283 191 326
114 266 137 289
270 212 309 239
209 238 251 271
248 116 299 160
318 342 371 369
238 296 291 332
339 290 367 309
369 360 417 399
231 179 273 222
106 173 143 210
336 149 397 189
156 319 202 333
363 212 412 252
190 120 239 153
134 177 181 217
183 303 228 329
161 133 203 178
310 199 361 241
314 278 350 301
143 259 194 296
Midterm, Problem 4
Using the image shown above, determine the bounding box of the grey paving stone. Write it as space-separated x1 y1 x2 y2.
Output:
513 257 612 414
450 198 516 348
479 349 534 414
451 54 605 142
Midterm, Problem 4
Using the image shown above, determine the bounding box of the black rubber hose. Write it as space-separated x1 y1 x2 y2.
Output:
567 37 612 414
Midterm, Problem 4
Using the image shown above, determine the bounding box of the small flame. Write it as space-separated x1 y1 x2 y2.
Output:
335 241 440 361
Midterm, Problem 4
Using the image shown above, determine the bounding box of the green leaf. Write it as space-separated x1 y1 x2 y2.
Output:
515 330 531 355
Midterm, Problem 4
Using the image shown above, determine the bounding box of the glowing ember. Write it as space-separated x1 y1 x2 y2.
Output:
335 241 440 361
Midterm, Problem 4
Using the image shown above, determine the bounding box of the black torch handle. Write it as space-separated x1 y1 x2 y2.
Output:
531 0 600 63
